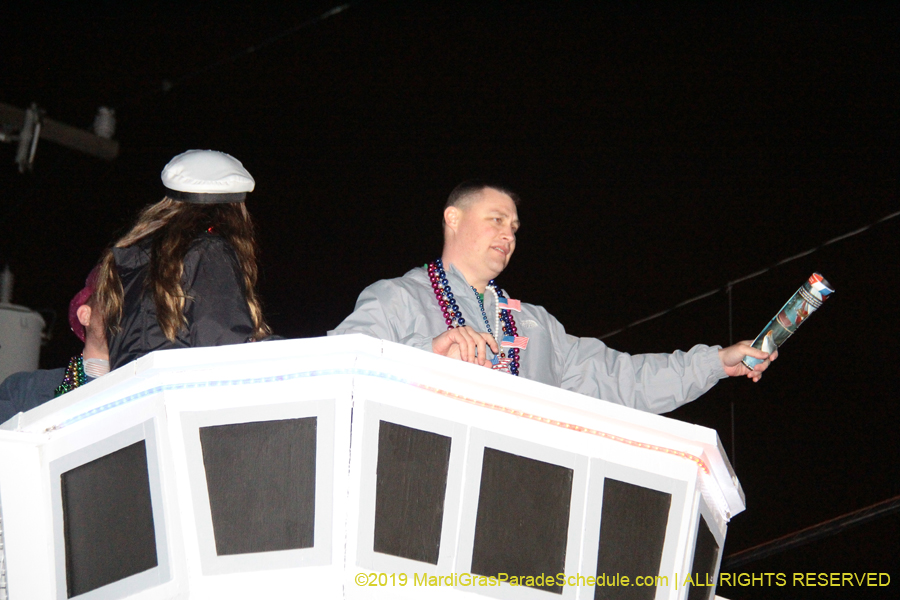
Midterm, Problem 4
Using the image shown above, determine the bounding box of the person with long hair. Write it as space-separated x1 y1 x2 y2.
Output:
96 150 271 370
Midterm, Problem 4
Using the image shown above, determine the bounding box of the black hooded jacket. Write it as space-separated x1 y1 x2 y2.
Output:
108 233 254 370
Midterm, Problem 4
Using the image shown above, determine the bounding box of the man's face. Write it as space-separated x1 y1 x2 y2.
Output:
450 188 519 283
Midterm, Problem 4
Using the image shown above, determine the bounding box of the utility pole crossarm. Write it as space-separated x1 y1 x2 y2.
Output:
0 101 119 161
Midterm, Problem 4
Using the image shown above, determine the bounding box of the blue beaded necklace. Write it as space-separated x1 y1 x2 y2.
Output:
472 287 493 334
427 259 520 375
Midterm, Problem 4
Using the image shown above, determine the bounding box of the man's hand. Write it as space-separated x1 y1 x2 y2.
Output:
719 341 778 382
432 326 499 368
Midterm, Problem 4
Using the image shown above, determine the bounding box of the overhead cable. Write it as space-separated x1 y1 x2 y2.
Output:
722 494 900 569
123 2 355 106
599 209 900 339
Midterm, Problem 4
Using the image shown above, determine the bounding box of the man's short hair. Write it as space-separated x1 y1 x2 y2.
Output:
443 181 521 228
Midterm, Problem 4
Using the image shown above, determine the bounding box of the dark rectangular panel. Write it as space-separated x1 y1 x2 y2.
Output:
471 448 573 595
373 421 452 564
594 478 671 600
687 517 720 600
199 417 317 555
62 440 157 598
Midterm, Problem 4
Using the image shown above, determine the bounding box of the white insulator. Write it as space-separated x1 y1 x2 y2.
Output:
92 106 116 139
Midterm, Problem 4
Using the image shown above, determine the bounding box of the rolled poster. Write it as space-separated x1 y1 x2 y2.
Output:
742 273 834 370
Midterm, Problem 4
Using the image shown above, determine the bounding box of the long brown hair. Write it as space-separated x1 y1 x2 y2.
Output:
96 197 270 342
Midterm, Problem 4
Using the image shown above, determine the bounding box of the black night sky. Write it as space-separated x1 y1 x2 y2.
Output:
2 2 898 598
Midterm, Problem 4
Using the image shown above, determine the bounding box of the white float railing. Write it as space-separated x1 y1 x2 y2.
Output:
0 334 742 600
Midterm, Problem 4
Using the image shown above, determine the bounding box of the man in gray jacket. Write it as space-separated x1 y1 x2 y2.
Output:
330 181 774 414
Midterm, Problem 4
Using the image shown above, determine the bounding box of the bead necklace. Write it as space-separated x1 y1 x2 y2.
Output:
428 259 520 375
54 354 87 397
472 286 493 334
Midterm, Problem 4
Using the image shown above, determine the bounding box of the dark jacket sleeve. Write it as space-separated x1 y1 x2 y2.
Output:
0 368 65 423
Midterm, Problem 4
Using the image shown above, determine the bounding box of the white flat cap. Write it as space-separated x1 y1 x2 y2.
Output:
161 149 255 203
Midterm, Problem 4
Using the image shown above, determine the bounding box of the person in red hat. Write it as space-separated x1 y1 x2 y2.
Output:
0 266 110 423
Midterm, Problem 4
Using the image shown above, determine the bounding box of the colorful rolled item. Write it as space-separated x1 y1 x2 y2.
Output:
742 273 834 370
